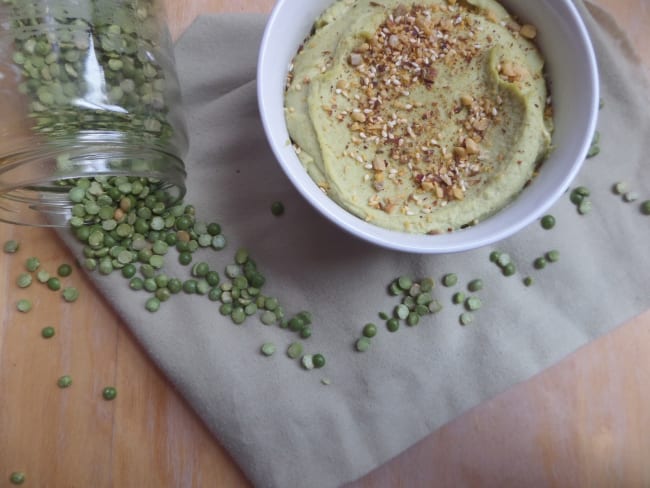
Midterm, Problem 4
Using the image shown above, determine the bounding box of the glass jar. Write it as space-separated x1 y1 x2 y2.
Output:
0 0 187 226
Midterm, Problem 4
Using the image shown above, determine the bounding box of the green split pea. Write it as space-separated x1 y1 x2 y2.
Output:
442 273 458 287
16 299 32 313
102 386 117 401
62 287 79 302
641 200 650 215
3 240 20 253
270 201 285 216
355 337 371 352
261 343 276 356
41 326 56 339
9 472 25 485
16 273 32 288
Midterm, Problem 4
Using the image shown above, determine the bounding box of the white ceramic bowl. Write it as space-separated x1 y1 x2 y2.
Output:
257 0 599 253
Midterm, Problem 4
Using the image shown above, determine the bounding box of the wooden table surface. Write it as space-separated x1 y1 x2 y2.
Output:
1 1 648 487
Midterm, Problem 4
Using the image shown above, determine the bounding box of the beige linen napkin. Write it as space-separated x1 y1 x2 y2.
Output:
64 2 650 486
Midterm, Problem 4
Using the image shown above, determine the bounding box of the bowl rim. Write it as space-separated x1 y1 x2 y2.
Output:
257 0 600 254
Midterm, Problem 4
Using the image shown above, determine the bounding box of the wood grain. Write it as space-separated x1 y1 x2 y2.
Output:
0 1 648 487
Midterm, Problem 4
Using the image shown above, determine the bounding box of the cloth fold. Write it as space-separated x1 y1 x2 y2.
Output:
64 2 650 486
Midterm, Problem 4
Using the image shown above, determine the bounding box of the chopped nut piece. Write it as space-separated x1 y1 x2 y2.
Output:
357 42 370 52
383 201 397 213
506 20 521 32
485 10 499 23
372 157 386 171
464 138 480 155
500 61 517 78
422 67 438 83
351 111 367 123
460 95 473 107
421 181 434 192
452 187 465 200
473 118 489 131
520 24 537 39
453 146 467 159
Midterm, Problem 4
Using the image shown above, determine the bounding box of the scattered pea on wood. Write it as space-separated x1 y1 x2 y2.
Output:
16 299 32 313
41 326 56 339
9 472 26 485
3 240 20 253
102 386 117 401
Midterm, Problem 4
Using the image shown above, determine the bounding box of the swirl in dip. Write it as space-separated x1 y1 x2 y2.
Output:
285 0 553 234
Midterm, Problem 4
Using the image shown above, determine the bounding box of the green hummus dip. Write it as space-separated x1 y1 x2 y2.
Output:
285 0 553 234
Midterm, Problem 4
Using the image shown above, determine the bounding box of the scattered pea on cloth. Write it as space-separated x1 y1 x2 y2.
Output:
270 201 285 216
312 354 326 369
623 191 639 203
261 343 276 356
546 250 560 262
301 354 315 370
452 292 465 305
540 214 556 230
355 337 371 352
386 318 399 332
459 312 474 326
570 186 593 215
467 279 483 292
586 130 601 158
362 323 377 338
641 200 650 215
534 257 547 270
465 297 482 312
442 273 458 287
286 342 303 359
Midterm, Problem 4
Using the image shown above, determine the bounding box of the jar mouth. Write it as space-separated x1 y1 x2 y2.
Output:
0 136 186 227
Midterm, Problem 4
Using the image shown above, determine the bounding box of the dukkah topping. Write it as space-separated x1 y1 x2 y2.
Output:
321 2 539 215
